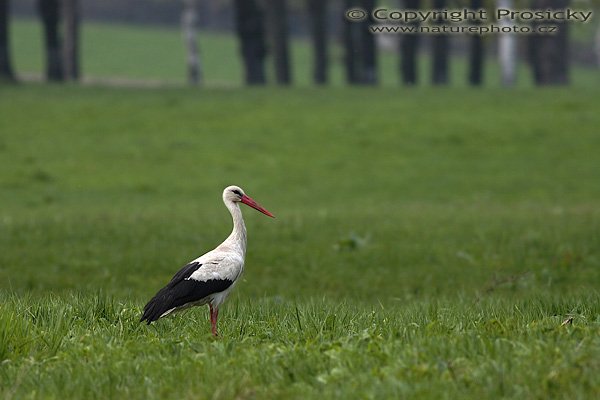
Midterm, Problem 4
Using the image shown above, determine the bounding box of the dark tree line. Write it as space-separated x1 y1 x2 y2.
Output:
1 0 572 87
230 0 480 87
400 0 482 87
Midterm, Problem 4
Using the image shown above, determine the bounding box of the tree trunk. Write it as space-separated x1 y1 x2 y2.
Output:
265 0 291 85
234 0 267 85
399 0 419 85
307 0 327 84
468 0 483 85
497 0 516 86
182 0 202 85
431 0 449 85
529 0 569 85
0 0 15 82
62 0 80 80
360 0 377 84
342 0 360 84
38 0 63 81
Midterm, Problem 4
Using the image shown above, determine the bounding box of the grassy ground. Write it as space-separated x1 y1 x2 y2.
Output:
2 293 599 399
10 18 600 88
1 84 599 398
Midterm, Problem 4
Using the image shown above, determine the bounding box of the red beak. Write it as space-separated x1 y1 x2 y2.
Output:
240 194 275 218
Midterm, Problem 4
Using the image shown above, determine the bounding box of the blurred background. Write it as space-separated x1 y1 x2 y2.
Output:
1 0 598 87
0 1 599 299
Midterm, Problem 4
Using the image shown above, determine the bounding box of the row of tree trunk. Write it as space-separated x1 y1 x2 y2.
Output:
233 0 570 87
0 0 571 86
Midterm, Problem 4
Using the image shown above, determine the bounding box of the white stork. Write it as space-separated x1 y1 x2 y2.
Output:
141 185 274 336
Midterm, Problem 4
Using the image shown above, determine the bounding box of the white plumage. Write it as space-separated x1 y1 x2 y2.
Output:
141 185 274 336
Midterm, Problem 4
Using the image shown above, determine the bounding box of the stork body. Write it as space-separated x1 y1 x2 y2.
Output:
140 186 273 336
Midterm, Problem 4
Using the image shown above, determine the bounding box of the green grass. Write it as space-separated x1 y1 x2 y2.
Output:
2 292 599 399
1 84 599 398
10 18 600 87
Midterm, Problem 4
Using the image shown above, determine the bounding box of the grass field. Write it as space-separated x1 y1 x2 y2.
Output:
1 82 600 398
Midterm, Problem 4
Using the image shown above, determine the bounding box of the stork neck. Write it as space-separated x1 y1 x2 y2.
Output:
224 200 247 254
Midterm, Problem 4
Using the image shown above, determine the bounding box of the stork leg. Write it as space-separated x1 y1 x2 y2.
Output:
209 304 219 337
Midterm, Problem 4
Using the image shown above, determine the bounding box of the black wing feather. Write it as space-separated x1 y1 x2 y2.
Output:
140 261 233 324
167 261 203 288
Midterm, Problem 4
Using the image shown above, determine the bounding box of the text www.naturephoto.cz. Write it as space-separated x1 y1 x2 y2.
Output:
370 24 559 35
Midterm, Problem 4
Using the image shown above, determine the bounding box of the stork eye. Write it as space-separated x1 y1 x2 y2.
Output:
232 189 242 196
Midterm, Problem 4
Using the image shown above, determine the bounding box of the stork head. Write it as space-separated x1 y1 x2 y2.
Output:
223 185 274 218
